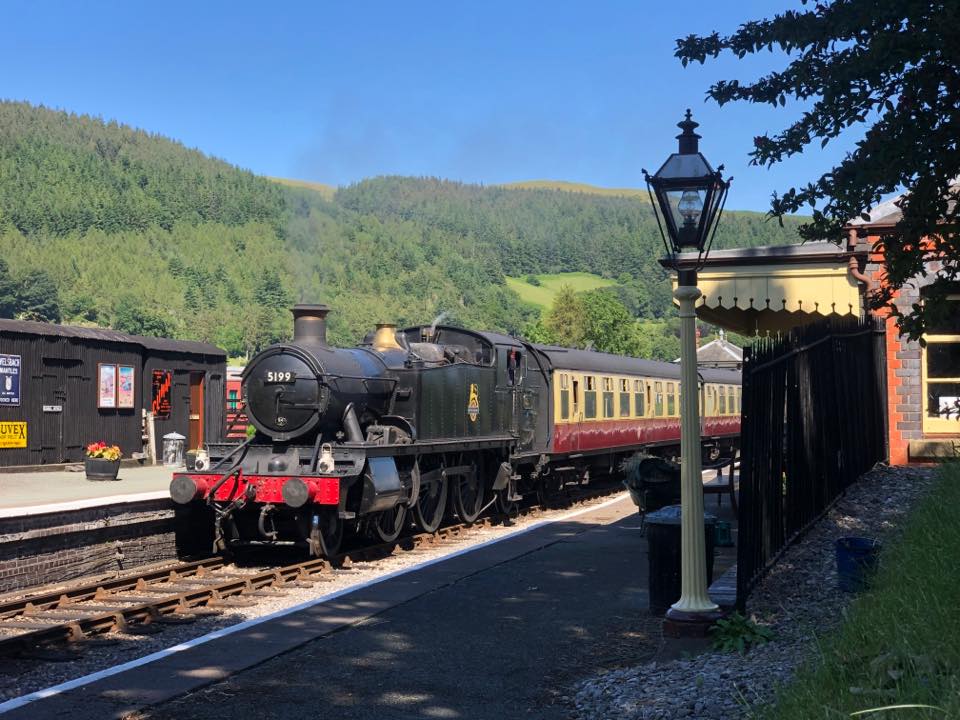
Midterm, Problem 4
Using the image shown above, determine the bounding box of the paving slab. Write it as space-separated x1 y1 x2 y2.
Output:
2 494 736 720
0 465 173 515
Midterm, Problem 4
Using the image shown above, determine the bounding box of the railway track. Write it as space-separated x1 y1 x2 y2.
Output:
0 483 626 659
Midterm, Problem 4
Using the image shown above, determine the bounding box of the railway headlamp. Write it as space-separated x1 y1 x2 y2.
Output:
643 110 731 285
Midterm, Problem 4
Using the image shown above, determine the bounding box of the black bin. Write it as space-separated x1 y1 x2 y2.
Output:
646 505 717 616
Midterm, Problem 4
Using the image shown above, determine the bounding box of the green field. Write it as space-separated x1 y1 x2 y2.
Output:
505 272 618 310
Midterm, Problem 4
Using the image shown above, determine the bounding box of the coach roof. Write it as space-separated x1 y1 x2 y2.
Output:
531 344 741 384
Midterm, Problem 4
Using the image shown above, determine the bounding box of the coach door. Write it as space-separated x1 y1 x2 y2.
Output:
571 377 582 451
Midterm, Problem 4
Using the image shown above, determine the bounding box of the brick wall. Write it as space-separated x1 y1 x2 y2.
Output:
864 238 933 464
0 499 183 593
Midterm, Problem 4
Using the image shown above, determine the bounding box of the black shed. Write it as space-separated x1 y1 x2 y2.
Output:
0 320 226 467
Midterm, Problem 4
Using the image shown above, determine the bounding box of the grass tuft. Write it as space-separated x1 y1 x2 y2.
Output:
764 463 960 719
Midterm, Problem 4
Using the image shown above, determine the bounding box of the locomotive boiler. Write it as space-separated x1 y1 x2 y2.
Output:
170 303 741 557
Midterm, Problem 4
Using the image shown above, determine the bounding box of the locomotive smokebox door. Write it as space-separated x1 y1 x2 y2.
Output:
360 457 404 514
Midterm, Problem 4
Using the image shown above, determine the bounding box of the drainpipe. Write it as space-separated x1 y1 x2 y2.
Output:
847 228 874 312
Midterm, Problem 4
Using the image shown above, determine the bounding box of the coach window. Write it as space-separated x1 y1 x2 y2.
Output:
654 381 664 416
634 379 645 417
719 385 727 414
585 376 597 418
602 377 615 417
728 386 737 414
559 373 570 420
736 387 742 414
666 382 676 416
618 379 630 417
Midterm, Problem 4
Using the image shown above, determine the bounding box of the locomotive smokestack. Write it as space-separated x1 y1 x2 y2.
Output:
292 304 330 345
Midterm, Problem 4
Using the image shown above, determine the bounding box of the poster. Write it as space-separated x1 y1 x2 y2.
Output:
98 363 117 408
151 369 172 418
117 365 135 409
0 354 20 406
0 422 26 448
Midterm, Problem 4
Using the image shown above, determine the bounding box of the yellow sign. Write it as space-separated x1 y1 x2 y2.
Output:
0 422 26 448
467 384 480 422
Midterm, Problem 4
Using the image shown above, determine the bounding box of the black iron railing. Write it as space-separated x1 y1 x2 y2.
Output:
736 317 887 610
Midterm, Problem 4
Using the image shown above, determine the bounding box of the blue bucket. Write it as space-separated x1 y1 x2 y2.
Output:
836 537 881 592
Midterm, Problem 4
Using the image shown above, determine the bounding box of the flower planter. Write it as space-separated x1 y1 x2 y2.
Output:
85 457 121 481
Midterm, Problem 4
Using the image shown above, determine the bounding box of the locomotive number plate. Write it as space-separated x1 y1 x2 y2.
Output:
264 371 297 383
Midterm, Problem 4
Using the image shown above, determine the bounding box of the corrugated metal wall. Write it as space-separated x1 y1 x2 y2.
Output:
0 329 225 467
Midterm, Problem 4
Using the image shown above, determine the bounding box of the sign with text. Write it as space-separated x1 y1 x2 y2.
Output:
151 369 172 418
0 422 27 448
0 354 21 406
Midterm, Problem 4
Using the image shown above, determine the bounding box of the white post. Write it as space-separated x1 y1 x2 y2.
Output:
667 283 720 617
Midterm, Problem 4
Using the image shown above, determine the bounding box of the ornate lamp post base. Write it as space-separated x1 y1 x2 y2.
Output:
664 607 725 638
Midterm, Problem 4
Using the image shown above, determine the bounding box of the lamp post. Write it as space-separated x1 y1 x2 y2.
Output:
644 110 731 633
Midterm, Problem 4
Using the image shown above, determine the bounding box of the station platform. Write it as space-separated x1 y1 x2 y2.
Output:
0 465 173 517
3 493 737 720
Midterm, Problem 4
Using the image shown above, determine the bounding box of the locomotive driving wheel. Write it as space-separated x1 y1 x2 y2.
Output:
371 504 407 544
413 466 448 533
451 454 485 524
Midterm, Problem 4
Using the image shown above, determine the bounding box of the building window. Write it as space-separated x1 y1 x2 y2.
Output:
227 390 239 411
922 295 960 434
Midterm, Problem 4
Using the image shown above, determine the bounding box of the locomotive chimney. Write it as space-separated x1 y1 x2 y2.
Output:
291 304 330 345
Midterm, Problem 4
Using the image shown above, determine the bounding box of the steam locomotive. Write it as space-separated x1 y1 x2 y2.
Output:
170 304 741 556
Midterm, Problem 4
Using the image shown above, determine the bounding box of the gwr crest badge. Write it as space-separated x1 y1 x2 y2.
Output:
467 383 480 422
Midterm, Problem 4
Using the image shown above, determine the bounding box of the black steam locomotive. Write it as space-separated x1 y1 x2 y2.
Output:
170 304 741 555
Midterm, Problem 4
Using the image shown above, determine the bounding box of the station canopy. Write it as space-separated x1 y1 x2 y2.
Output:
669 242 864 335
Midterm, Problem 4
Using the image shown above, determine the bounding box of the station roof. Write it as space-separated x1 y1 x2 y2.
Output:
669 241 864 335
0 318 226 357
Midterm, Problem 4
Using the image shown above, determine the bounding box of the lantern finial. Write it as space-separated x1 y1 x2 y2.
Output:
677 109 701 154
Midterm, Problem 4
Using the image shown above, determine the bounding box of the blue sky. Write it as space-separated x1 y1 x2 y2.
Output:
1 0 857 212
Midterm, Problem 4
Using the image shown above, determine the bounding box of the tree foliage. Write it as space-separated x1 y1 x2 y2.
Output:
676 0 960 338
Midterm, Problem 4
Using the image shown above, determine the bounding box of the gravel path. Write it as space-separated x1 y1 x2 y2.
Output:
570 465 934 720
0 490 625 704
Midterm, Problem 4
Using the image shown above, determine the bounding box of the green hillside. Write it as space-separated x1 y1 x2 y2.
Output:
0 101 806 358
500 180 650 199
505 272 617 310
